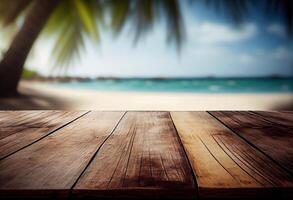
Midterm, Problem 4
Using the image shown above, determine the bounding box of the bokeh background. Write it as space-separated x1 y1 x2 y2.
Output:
0 0 292 110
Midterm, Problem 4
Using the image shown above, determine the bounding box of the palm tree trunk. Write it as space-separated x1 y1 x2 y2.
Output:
0 0 59 97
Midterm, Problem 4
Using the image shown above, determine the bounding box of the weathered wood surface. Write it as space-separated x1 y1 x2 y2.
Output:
0 111 124 198
74 112 196 199
252 111 293 127
211 111 293 174
0 111 292 199
0 111 87 159
171 112 293 199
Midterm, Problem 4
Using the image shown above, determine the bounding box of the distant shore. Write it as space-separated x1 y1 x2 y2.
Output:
25 75 293 83
0 80 292 110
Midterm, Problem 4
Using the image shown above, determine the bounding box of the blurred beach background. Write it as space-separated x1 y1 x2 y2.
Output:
0 0 292 110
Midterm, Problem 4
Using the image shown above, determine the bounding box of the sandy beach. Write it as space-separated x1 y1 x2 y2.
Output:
0 80 292 110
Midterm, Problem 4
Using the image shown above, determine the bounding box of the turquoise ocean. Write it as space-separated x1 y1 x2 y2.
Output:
55 78 293 93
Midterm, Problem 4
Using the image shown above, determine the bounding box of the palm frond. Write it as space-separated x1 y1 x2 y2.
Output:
267 0 293 35
51 19 85 69
159 0 185 49
132 0 156 41
108 0 184 49
200 0 248 23
49 1 85 68
0 0 31 26
108 0 131 34
43 0 102 68
43 0 69 35
0 23 18 42
73 0 99 40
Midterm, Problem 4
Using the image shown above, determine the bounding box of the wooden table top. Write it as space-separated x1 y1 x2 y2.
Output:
0 111 292 199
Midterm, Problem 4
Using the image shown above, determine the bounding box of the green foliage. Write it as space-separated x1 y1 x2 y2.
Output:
0 0 31 26
107 0 184 48
74 0 99 39
43 0 102 68
109 0 131 34
0 0 292 70
22 68 37 79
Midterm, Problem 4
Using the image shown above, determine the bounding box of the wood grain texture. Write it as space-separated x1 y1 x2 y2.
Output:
211 111 293 174
0 111 124 198
252 111 293 127
171 112 293 199
0 111 86 159
0 111 48 139
74 112 196 199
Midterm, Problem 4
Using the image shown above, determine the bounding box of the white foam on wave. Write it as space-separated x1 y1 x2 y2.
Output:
281 84 289 91
227 81 236 86
209 85 221 91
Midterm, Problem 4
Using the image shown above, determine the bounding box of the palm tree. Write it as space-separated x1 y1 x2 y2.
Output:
0 0 102 96
0 0 185 96
0 0 292 96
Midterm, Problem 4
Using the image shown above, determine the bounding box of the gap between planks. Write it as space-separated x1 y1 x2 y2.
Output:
208 111 293 177
2 111 292 199
168 112 200 200
0 111 126 198
69 111 127 192
72 111 197 199
170 111 293 199
0 111 90 161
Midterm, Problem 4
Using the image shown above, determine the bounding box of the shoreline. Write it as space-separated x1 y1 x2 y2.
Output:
25 76 293 82
0 80 292 110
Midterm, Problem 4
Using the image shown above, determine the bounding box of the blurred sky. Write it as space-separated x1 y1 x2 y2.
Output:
26 1 293 78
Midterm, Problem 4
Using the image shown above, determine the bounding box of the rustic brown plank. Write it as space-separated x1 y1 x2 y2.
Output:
0 111 37 124
0 110 63 127
211 111 293 174
171 111 293 199
251 111 293 127
74 112 196 199
0 111 81 139
0 110 39 120
0 111 87 159
0 111 49 139
0 111 124 198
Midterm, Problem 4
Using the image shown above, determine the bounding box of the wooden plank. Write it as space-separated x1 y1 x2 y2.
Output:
0 111 48 139
252 111 293 127
0 111 87 159
0 111 60 127
211 111 293 174
0 111 79 139
0 111 36 124
171 111 293 199
74 112 196 199
0 111 124 198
